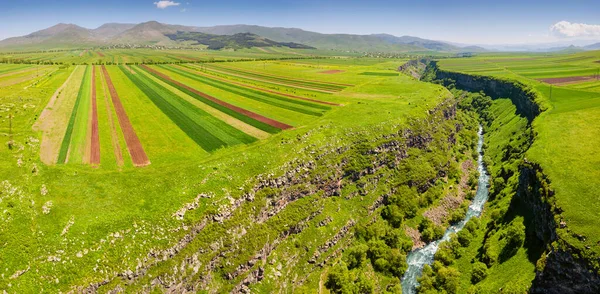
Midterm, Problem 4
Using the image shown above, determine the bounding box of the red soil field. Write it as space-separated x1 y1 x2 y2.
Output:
177 65 340 106
141 65 293 130
319 70 345 74
537 75 599 85
96 52 105 57
101 65 150 166
90 66 100 165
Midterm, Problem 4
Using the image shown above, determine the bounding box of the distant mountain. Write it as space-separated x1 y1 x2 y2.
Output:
166 31 315 50
109 21 199 45
0 21 484 52
91 23 137 40
584 42 600 50
0 23 96 48
196 25 477 52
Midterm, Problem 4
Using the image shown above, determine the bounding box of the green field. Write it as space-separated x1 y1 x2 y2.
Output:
1 46 600 293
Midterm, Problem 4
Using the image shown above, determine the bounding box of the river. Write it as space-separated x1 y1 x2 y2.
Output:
401 125 490 293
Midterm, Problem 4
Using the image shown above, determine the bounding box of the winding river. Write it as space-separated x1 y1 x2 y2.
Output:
401 125 490 293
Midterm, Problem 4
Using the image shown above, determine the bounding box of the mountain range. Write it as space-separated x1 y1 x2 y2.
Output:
0 21 487 53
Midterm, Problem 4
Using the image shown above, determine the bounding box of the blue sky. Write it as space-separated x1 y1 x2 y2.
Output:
1 0 600 44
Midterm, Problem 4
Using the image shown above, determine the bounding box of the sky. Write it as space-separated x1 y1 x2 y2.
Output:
1 0 600 45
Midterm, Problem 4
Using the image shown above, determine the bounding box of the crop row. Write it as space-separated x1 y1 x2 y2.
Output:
57 65 91 164
139 64 291 133
160 65 328 116
122 66 256 151
205 64 349 93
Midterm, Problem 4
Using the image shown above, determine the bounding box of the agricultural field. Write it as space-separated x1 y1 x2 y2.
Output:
3 39 600 292
28 56 374 168
0 47 354 65
1 54 460 292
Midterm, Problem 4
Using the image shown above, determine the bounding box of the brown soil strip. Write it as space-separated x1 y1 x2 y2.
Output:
99 66 124 166
79 50 87 57
96 52 105 57
141 64 293 130
537 75 599 85
212 64 354 87
255 47 269 53
89 66 100 165
101 65 149 166
178 65 340 106
319 70 345 74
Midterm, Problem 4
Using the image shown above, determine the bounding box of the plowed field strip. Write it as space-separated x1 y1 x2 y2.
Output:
537 75 600 85
99 66 124 166
90 66 100 165
185 64 340 106
140 65 292 132
160 65 326 116
97 52 105 57
57 66 89 164
101 65 149 167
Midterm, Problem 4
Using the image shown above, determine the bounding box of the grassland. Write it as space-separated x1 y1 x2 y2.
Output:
438 51 600 262
0 53 458 292
3 46 599 292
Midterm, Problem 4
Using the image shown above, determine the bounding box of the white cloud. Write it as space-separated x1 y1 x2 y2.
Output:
550 21 600 38
154 1 180 9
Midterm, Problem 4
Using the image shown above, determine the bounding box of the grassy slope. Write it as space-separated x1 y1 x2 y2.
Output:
439 51 600 262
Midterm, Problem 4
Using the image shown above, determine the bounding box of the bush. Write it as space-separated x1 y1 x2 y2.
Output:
355 273 374 294
436 266 460 294
471 262 488 283
457 229 473 247
325 264 352 294
345 244 368 269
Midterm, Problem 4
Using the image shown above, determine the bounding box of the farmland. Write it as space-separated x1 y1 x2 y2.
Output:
2 42 600 293
1 52 459 292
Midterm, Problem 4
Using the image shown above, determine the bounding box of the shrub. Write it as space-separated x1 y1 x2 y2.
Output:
345 244 368 269
325 264 352 294
436 266 460 294
471 262 488 283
